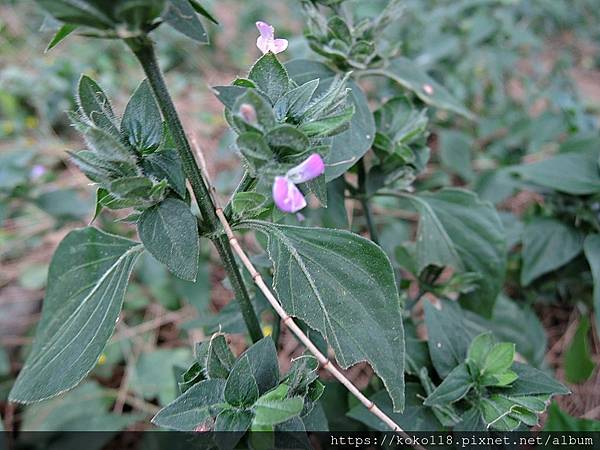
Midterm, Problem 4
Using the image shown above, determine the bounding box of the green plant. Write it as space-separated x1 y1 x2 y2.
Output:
5 0 580 442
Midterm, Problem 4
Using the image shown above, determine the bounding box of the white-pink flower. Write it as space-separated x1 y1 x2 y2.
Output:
272 153 325 213
256 21 288 55
272 176 307 213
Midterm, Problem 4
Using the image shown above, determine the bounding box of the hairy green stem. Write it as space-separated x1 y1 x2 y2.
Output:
127 37 263 343
357 159 379 244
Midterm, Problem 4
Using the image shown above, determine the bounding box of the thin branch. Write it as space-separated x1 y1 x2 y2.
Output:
105 389 160 415
111 306 196 343
191 143 422 447
357 159 379 244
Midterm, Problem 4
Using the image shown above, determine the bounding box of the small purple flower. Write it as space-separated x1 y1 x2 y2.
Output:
273 176 306 213
285 153 325 184
30 165 46 179
256 21 288 55
272 154 325 213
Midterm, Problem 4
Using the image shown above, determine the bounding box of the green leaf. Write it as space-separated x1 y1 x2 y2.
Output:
225 356 260 407
287 60 375 181
466 295 547 368
438 130 474 182
502 363 570 397
467 332 494 369
215 408 253 431
299 105 354 138
481 370 519 387
383 58 474 120
374 95 427 148
69 150 137 183
37 0 113 29
142 146 186 198
521 218 584 285
301 403 329 432
9 227 142 403
108 176 154 198
253 395 304 427
510 147 600 195
83 126 136 163
241 337 280 395
188 0 218 24
46 23 77 52
232 89 276 132
479 396 521 431
455 406 486 431
94 187 140 212
482 343 515 375
284 356 319 398
196 333 236 380
249 52 289 104
266 125 310 157
274 79 319 121
233 77 257 88
327 16 352 44
0 347 10 377
424 364 473 406
409 189 507 316
162 0 209 43
115 0 165 30
151 379 226 431
0 150 33 191
179 362 204 393
130 348 192 405
20 381 139 431
214 409 253 448
35 188 90 221
347 384 442 432
121 79 163 153
545 402 600 431
77 75 119 136
328 80 374 180
584 235 600 333
231 192 268 219
423 299 484 378
213 85 248 110
238 221 405 411
501 394 547 413
237 132 274 173
138 198 199 281
299 73 349 122
564 316 596 384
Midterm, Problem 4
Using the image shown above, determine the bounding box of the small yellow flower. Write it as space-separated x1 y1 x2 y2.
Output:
25 116 39 129
262 324 273 337
97 353 107 365
2 121 15 135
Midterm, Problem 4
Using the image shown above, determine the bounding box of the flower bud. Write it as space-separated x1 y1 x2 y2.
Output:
239 103 257 125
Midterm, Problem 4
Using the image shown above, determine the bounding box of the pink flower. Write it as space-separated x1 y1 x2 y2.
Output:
256 21 288 55
30 165 46 179
273 176 306 213
285 153 325 184
272 154 325 213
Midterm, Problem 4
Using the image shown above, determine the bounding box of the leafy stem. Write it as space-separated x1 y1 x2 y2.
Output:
126 37 263 343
